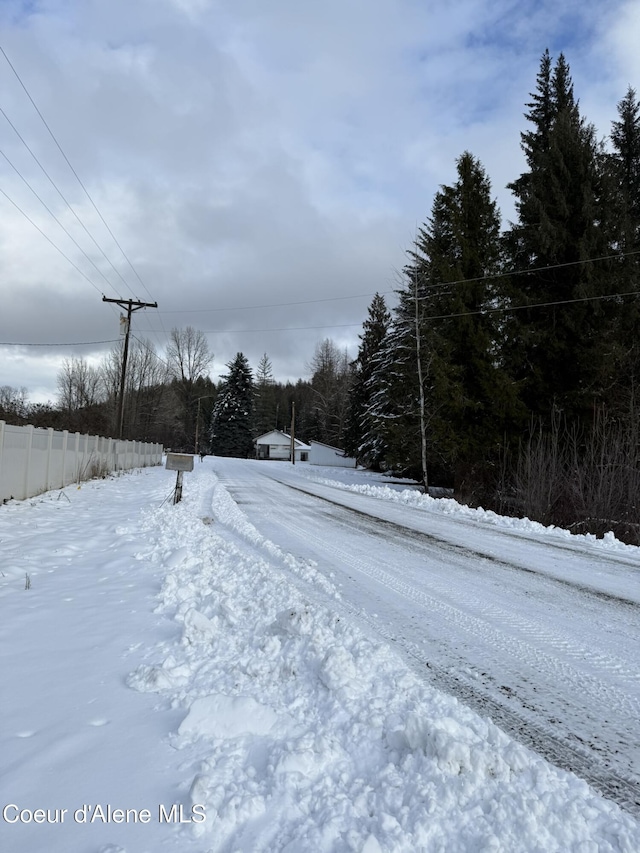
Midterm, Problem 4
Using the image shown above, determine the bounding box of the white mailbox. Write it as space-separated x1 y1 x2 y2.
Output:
165 453 194 472
165 453 194 503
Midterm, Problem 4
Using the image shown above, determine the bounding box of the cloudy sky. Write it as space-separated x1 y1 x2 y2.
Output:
0 0 638 403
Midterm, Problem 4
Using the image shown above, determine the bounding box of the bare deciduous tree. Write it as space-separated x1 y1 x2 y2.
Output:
100 339 169 439
57 356 102 412
309 338 352 446
166 327 213 385
0 385 28 421
166 327 214 448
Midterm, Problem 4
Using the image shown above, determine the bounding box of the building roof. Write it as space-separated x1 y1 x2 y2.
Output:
309 440 350 453
254 429 311 449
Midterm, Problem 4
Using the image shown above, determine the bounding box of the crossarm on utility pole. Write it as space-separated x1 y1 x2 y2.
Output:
102 296 158 439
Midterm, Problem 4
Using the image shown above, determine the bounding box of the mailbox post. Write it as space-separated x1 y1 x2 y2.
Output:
165 453 194 504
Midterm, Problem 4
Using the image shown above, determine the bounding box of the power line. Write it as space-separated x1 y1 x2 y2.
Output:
4 285 640 352
0 339 120 347
4 284 640 350
153 248 640 317
0 104 127 299
0 43 167 346
131 334 172 369
0 46 137 286
0 185 105 296
426 288 640 322
0 145 124 293
412 248 640 303
138 285 640 333
156 291 379 314
153 322 364 333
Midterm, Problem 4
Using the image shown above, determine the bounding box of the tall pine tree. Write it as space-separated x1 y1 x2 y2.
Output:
607 86 640 415
407 152 520 494
209 353 254 457
505 50 611 421
343 293 391 463
254 353 277 436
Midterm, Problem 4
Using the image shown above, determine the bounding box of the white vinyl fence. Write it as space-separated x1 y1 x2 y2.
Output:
0 421 163 503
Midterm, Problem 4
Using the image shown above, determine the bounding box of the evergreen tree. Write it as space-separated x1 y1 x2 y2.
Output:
343 294 391 462
521 48 554 161
361 295 427 479
254 353 277 436
505 50 611 421
607 86 640 415
407 152 520 493
611 86 640 235
209 353 254 457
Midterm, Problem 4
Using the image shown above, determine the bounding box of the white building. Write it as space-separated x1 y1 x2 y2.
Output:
308 440 357 468
254 430 311 462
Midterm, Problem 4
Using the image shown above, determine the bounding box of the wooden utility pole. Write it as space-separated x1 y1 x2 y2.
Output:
102 297 157 439
290 401 296 465
412 271 429 494
194 394 215 455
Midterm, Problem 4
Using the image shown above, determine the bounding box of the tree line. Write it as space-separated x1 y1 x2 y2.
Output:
4 50 639 541
0 333 353 456
343 51 640 542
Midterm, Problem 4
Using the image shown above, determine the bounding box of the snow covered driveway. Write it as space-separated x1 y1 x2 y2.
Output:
1 457 639 852
216 459 640 813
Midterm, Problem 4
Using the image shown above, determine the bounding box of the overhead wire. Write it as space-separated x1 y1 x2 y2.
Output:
423 287 640 322
0 43 167 346
156 291 382 314
0 339 120 347
0 185 106 296
1 40 639 351
154 247 640 317
0 104 127 300
411 248 640 303
0 146 128 294
147 284 640 333
4 282 640 349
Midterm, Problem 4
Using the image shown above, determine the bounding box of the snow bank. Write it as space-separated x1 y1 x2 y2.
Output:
304 472 638 554
126 467 640 852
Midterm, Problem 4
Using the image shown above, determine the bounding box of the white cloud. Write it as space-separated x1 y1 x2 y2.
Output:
603 0 640 86
0 0 636 399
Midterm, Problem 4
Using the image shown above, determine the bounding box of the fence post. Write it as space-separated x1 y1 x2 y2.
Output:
105 437 112 474
83 433 89 480
73 432 80 481
61 430 69 487
80 433 86 480
23 424 34 500
45 427 54 491
0 420 5 494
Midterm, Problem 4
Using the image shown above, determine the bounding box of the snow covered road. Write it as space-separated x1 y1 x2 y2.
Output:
216 459 640 813
1 457 639 852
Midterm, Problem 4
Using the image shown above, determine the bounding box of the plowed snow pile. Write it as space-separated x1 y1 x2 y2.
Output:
1 459 638 852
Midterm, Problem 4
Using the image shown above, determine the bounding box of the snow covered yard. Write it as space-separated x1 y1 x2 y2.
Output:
1 460 639 852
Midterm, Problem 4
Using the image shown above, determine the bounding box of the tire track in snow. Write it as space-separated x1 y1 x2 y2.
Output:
274 510 640 718
294 481 640 691
282 476 640 610
217 468 640 815
354 608 640 817
275 511 640 814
